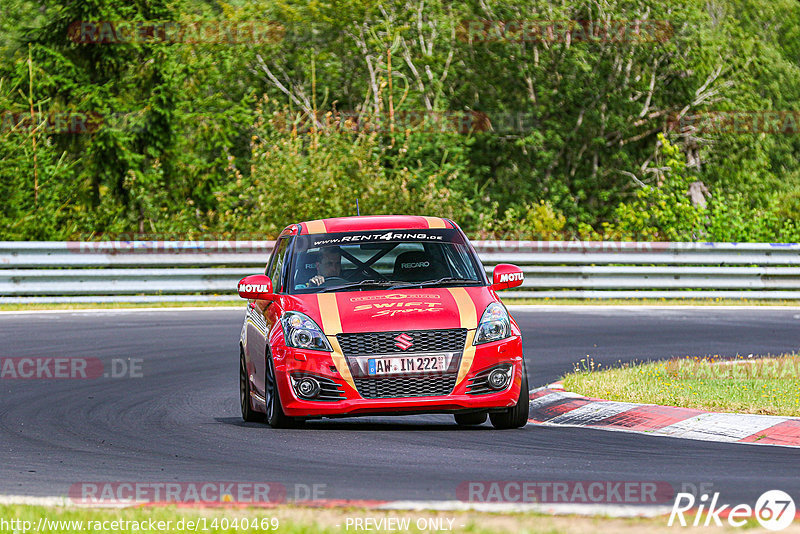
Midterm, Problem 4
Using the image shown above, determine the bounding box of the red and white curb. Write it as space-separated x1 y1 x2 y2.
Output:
529 383 800 448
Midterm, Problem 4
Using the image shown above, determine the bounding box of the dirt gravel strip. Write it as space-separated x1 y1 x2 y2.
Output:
528 383 800 448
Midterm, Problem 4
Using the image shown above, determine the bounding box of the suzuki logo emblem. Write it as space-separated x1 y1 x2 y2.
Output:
394 333 413 351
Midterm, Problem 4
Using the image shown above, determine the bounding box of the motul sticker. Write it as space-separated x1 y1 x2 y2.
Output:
498 272 523 283
239 283 270 293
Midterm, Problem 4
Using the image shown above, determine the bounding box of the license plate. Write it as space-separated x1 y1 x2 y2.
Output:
367 355 447 375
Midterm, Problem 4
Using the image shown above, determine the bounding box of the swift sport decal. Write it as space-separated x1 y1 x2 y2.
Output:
351 295 445 318
334 290 462 331
353 302 443 312
371 307 444 318
349 293 441 302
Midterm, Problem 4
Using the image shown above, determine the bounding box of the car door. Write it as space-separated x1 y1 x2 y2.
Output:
247 233 292 397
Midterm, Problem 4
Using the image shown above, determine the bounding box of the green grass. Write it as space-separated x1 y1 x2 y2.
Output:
562 354 800 416
0 503 712 534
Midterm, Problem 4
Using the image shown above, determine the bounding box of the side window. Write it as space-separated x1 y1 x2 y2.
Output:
266 237 291 292
442 243 477 280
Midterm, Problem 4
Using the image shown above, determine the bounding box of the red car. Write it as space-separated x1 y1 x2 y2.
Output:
237 215 528 429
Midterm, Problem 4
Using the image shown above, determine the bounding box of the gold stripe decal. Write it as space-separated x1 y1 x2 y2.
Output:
447 287 478 329
328 336 356 390
316 294 355 389
316 294 342 335
305 219 327 234
457 331 477 386
423 216 446 229
447 287 479 386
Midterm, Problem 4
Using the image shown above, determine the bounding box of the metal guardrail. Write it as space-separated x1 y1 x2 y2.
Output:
1 241 800 302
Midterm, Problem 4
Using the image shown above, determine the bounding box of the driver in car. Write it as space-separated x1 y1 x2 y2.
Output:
309 246 342 286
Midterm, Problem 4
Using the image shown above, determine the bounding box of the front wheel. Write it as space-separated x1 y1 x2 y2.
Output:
489 363 529 430
265 350 303 428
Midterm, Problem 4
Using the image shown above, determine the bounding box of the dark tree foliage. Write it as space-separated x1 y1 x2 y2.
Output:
0 0 798 241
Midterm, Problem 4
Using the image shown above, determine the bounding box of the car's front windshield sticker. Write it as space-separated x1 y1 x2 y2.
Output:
312 231 447 247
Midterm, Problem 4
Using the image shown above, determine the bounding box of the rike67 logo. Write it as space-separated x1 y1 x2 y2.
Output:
669 490 796 531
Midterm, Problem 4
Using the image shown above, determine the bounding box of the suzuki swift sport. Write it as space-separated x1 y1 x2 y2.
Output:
237 215 528 429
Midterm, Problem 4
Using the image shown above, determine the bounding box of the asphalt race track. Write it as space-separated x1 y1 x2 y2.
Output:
1 307 798 506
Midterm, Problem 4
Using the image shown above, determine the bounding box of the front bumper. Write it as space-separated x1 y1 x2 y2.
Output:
271 335 524 418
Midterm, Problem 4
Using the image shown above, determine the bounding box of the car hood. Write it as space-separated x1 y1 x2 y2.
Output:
286 287 494 334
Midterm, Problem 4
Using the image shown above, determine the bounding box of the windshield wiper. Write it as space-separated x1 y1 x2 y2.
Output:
319 279 395 292
388 277 482 290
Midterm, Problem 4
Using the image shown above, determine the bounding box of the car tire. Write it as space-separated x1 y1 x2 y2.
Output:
240 349 263 423
265 349 303 429
489 362 529 430
454 412 488 426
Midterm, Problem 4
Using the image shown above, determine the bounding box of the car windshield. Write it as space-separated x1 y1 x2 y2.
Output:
288 229 485 294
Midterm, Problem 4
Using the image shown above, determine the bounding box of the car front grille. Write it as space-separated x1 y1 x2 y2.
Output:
354 374 458 399
338 329 467 399
337 328 467 355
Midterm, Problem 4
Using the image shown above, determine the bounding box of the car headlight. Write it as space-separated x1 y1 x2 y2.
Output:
473 302 511 345
281 312 333 351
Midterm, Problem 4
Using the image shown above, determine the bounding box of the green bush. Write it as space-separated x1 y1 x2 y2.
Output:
215 104 480 236
612 135 706 241
477 200 567 240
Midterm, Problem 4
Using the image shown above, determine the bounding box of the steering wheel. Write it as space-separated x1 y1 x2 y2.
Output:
320 276 347 285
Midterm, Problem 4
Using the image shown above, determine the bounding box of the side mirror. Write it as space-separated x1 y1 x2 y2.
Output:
237 274 274 299
489 264 524 291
